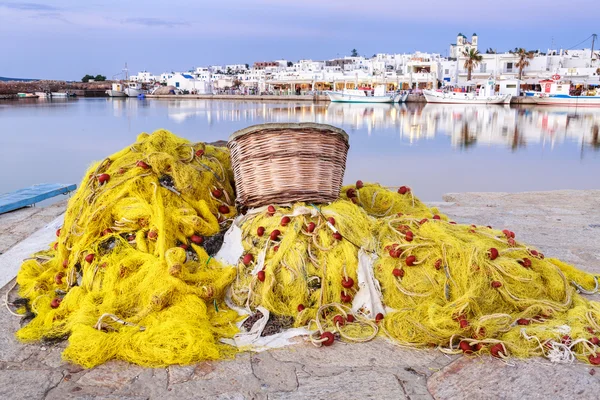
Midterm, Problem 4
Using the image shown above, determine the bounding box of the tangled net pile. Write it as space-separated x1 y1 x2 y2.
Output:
14 130 240 367
10 130 600 368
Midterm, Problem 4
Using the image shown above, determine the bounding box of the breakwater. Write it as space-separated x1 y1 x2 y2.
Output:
0 80 112 96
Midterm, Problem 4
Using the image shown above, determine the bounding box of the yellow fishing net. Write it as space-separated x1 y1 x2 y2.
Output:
15 130 239 368
11 130 600 368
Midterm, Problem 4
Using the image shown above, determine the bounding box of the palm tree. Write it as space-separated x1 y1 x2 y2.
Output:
462 48 483 81
515 48 534 80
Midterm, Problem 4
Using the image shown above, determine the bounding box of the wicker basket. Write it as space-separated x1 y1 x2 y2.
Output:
228 123 349 208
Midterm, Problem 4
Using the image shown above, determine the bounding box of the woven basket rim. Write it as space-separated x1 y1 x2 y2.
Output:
227 122 349 144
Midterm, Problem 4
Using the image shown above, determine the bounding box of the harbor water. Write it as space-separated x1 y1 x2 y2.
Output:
1 98 599 201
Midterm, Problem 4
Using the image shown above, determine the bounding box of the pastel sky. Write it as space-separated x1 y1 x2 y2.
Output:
0 0 598 80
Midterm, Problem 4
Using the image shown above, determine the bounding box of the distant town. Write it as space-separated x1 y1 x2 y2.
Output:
126 33 599 94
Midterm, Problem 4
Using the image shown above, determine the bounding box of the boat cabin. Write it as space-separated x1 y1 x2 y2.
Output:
539 80 570 96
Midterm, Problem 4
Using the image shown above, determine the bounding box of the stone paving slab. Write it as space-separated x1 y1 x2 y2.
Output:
0 199 68 254
1 190 600 399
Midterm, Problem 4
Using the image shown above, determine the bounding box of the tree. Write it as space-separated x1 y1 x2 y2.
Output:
81 74 94 82
515 48 534 80
462 48 482 81
245 63 249 69
350 49 358 57
94 74 106 81
485 48 496 54
287 61 293 67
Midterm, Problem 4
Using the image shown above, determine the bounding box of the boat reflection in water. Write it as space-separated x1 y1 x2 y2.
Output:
162 99 600 152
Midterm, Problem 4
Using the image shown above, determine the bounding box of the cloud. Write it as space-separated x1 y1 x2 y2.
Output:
124 17 188 28
0 2 59 11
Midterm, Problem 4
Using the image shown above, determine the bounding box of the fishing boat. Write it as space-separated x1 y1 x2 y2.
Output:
530 77 600 106
124 82 144 97
533 94 600 106
326 85 397 103
424 80 511 104
106 83 127 97
34 92 50 98
51 92 69 98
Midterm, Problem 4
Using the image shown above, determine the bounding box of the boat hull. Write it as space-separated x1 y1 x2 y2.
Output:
326 91 395 103
124 88 144 97
51 93 68 98
423 90 511 104
106 90 127 97
532 95 600 107
395 93 409 103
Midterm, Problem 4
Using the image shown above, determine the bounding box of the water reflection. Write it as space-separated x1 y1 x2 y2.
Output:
2 98 598 201
156 100 600 152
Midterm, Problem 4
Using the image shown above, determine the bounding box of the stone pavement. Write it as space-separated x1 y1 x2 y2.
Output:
0 200 68 255
1 190 600 399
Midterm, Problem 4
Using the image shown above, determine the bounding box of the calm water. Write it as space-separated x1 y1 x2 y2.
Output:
1 98 599 201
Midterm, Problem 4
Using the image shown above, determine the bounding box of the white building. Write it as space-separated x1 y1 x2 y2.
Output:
209 65 225 73
166 73 211 93
157 72 175 84
130 71 157 83
225 64 248 73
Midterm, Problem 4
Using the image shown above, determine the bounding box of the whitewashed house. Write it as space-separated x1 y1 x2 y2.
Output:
166 73 211 93
130 71 156 83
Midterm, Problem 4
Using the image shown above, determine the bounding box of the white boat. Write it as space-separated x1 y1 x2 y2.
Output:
106 83 127 97
34 92 50 98
532 94 600 107
326 86 397 103
124 82 144 97
395 92 409 103
51 92 69 98
424 80 511 104
530 78 600 106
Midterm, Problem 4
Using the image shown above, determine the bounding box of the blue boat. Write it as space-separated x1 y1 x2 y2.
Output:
0 183 77 214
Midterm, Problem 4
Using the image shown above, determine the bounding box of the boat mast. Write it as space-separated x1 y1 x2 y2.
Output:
123 63 129 81
592 34 597 61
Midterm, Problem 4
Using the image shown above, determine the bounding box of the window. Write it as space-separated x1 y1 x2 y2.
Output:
175 82 180 88
506 84 516 88
480 64 486 73
445 69 449 74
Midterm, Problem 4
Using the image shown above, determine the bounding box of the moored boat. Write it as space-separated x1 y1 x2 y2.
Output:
424 80 511 104
51 92 69 98
532 94 600 107
395 92 409 103
106 83 127 97
326 86 396 103
423 90 511 104
124 82 145 97
530 77 600 106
